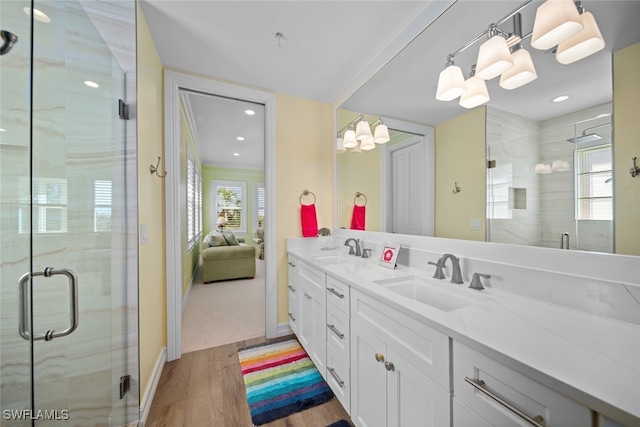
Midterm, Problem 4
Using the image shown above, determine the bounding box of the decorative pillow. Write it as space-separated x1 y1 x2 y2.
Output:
221 230 240 246
207 233 228 247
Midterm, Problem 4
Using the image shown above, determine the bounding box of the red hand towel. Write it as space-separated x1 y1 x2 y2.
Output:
350 205 366 230
301 204 318 237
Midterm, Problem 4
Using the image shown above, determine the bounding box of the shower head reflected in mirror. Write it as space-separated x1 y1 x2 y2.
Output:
566 122 610 144
1 30 18 56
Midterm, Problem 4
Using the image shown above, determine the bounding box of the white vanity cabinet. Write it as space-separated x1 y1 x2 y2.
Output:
325 275 351 413
350 289 451 427
452 341 592 427
287 254 299 335
297 260 327 376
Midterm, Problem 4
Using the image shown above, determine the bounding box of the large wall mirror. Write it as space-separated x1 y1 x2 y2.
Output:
337 0 640 255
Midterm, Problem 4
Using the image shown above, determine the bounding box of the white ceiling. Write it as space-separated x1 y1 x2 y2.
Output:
140 1 640 166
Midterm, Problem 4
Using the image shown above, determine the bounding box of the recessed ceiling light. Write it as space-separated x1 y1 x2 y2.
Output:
594 113 611 119
244 109 255 116
233 153 240 157
84 81 99 88
23 7 51 23
0 128 5 133
236 136 245 141
552 95 570 103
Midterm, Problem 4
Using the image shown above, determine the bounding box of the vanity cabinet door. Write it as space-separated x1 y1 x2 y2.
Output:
387 347 450 427
298 261 326 375
351 321 387 427
287 254 299 334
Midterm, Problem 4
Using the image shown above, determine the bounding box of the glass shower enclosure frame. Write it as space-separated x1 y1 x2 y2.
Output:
1 1 138 425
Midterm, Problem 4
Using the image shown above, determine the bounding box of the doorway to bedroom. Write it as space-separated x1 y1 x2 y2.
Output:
179 90 266 354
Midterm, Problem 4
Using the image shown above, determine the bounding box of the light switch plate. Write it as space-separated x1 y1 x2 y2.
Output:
470 218 482 230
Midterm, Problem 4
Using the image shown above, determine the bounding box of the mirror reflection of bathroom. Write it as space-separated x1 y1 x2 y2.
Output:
486 103 612 252
337 109 434 236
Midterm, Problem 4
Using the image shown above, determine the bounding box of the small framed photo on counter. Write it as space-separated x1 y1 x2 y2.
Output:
377 242 400 269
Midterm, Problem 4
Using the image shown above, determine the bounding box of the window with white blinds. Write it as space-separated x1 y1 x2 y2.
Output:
213 180 246 232
255 183 265 228
187 152 202 251
18 177 68 234
94 180 112 232
576 144 612 220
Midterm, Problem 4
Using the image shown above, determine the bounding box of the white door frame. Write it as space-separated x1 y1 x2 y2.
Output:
379 119 434 235
164 70 277 361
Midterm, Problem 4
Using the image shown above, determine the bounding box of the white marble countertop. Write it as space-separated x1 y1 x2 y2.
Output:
287 246 640 425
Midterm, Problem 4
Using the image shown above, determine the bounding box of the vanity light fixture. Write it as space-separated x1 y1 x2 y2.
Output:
534 163 552 174
373 119 390 144
459 65 490 109
555 3 605 65
360 136 375 151
335 136 346 153
342 124 358 149
435 56 467 101
434 0 603 106
530 0 583 51
475 25 514 80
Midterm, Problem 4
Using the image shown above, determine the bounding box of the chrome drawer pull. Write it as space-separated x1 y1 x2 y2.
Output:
288 285 296 292
288 312 296 321
327 367 344 388
327 323 344 339
464 377 546 427
327 287 344 299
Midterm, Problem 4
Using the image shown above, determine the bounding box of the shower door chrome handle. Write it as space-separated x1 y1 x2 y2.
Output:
19 267 79 341
560 232 570 250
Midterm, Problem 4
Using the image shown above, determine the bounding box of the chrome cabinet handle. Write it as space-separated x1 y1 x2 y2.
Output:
465 377 546 427
327 367 344 388
384 361 395 372
327 287 344 299
288 285 296 292
375 353 385 363
288 312 296 321
19 267 79 341
327 324 344 339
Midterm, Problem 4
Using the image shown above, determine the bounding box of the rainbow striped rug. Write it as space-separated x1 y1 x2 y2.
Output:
238 338 334 425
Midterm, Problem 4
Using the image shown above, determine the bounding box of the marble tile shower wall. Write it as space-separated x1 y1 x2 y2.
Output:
486 107 541 246
487 103 613 252
0 1 138 425
538 103 612 252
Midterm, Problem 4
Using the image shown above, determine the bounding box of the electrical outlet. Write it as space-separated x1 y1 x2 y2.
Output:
140 224 147 244
470 218 482 230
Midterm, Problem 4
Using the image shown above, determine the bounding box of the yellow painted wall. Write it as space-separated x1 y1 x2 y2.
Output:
434 107 486 241
613 42 640 256
136 5 166 402
180 103 201 296
276 93 333 324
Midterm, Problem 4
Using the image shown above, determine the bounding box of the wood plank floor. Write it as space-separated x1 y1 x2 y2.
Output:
146 336 352 427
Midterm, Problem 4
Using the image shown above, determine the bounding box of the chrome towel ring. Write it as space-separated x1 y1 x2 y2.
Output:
299 189 316 205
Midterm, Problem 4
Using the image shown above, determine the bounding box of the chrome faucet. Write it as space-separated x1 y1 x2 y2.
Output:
438 254 464 284
344 238 361 257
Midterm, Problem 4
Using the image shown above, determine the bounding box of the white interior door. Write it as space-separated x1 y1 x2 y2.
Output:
388 136 434 235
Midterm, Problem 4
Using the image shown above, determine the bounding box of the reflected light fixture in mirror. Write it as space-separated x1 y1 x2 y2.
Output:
336 115 389 154
335 136 346 153
360 137 375 151
530 0 583 50
373 120 390 144
355 115 373 141
343 125 357 148
556 6 605 64
459 65 490 109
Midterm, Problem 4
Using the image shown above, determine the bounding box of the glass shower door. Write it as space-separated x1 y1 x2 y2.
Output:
1 1 132 425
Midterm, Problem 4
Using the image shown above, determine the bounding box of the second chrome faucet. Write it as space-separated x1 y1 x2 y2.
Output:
430 253 464 284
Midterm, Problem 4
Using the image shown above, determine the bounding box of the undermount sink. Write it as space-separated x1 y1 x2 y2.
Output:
312 254 351 265
373 275 491 312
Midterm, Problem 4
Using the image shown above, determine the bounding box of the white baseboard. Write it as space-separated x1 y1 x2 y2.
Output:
182 263 199 313
276 322 293 337
139 346 167 427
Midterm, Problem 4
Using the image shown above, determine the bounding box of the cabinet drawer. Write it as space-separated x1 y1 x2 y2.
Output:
351 289 450 391
327 346 350 414
326 275 350 314
326 303 349 360
453 341 592 427
453 397 492 427
287 254 298 286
